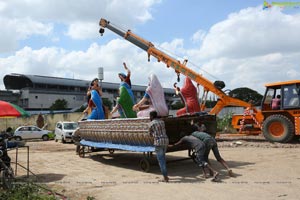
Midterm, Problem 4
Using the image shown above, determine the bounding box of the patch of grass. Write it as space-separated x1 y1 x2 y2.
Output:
0 182 95 200
47 132 55 140
0 182 57 200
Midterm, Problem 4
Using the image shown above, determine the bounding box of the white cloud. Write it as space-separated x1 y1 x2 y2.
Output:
197 7 300 60
193 51 300 94
181 6 300 94
159 38 186 59
51 37 60 43
191 29 206 44
0 38 176 90
0 17 53 53
65 22 99 40
287 69 300 79
15 18 53 39
105 0 160 23
1 3 300 97
0 0 161 52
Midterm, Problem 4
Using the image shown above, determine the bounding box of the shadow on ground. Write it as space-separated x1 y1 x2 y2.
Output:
87 150 254 183
34 173 66 183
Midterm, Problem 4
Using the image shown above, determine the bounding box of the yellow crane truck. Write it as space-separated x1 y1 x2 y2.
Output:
231 80 300 143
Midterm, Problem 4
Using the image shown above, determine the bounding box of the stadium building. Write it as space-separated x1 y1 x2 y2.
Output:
2 73 176 111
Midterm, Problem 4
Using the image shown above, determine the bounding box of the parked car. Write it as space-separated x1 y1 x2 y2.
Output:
54 121 78 143
14 126 52 141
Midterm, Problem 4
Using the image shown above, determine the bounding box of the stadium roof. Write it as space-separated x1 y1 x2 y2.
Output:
3 73 174 93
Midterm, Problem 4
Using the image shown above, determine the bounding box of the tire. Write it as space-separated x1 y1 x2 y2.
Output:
262 115 294 143
1 167 14 190
108 149 115 154
78 146 85 158
42 135 49 141
14 136 22 141
139 158 150 172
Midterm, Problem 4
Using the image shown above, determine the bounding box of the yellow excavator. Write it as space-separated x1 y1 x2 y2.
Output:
99 18 300 143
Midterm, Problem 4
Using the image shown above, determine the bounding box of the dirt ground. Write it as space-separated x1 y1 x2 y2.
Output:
8 135 300 200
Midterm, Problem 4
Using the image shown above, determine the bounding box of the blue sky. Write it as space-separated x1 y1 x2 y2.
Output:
0 0 300 95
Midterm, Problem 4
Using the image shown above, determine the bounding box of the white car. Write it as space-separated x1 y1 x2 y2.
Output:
55 121 78 143
14 126 51 141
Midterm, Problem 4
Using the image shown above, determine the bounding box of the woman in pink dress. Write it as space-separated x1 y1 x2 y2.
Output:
133 74 169 117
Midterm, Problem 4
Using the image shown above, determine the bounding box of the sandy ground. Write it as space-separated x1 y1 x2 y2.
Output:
8 136 300 200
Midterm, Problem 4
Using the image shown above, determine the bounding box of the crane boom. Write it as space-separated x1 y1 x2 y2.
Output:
99 18 254 115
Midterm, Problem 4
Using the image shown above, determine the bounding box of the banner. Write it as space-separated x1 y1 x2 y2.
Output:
263 0 300 9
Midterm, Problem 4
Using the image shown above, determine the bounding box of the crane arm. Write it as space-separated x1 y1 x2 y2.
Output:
99 18 253 114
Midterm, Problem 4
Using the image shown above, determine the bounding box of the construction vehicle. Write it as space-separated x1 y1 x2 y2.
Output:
232 80 300 142
99 18 300 143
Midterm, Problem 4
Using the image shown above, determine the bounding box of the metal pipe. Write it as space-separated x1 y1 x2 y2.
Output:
15 146 18 176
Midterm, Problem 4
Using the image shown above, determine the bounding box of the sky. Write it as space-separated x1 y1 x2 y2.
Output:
0 0 300 95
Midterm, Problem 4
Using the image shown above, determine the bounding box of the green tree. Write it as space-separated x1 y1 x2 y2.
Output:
217 112 236 133
50 99 68 110
229 87 263 106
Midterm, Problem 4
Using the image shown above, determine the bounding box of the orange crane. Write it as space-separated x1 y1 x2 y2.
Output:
99 19 255 114
99 18 300 143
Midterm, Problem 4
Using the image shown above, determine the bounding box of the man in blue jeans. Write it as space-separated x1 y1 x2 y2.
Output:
149 111 169 182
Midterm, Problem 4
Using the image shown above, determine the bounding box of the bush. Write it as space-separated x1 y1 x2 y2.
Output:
0 182 56 200
0 182 96 200
47 132 55 140
217 112 236 133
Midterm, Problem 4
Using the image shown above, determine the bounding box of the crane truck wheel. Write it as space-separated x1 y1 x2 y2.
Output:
262 115 294 143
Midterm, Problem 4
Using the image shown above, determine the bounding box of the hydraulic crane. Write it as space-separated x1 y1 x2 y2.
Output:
99 18 256 115
99 18 300 143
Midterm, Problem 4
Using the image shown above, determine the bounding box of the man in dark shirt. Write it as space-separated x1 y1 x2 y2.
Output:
192 124 233 177
149 111 169 182
169 135 219 181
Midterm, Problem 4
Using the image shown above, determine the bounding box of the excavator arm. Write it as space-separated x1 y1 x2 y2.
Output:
99 18 253 115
